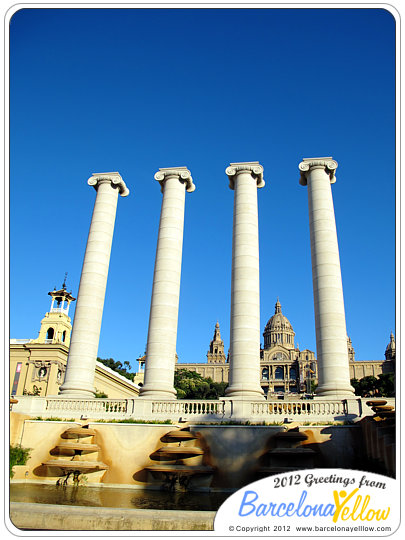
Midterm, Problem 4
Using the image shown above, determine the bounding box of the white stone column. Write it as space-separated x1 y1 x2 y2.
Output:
59 172 129 397
299 157 354 398
225 162 265 400
139 167 195 399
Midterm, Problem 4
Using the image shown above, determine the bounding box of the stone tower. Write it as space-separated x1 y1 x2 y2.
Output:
31 279 76 347
385 332 396 362
207 322 227 364
347 336 355 362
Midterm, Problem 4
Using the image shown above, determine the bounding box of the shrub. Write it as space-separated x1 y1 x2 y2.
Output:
10 445 31 478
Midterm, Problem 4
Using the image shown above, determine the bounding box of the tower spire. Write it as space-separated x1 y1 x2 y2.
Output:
207 321 226 364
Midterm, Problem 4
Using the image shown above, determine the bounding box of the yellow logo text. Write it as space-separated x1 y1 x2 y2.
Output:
333 489 390 523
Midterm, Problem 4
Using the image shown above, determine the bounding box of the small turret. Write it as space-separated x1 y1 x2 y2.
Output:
385 332 396 362
31 277 76 346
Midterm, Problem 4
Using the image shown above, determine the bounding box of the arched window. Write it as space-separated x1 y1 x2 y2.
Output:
261 367 269 381
62 331 66 342
275 366 284 380
46 328 54 340
290 367 297 380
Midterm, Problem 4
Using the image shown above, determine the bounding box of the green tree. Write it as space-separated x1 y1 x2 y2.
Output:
359 376 378 397
174 369 227 399
376 373 395 397
350 378 360 395
351 376 382 397
97 357 135 382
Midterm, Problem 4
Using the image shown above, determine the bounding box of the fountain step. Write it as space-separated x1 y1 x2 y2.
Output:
274 432 308 440
375 412 395 419
366 400 387 407
164 430 197 440
268 448 316 455
273 433 309 449
154 446 204 457
42 460 108 472
146 465 214 475
259 466 304 474
53 443 100 454
61 427 97 439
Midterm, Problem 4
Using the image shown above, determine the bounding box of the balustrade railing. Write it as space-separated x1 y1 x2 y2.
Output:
151 400 225 416
251 400 347 417
46 398 128 414
42 397 347 421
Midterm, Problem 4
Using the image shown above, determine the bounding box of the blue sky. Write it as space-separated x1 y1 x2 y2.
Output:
10 7 396 370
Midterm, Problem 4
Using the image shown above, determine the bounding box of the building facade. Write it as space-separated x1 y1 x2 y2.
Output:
173 299 395 396
11 286 394 399
10 284 140 399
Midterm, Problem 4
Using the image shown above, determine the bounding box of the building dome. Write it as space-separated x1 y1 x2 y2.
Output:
263 299 295 349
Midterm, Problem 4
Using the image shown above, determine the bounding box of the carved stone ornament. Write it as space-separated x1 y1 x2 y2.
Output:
32 361 51 381
154 167 195 193
87 172 130 197
226 161 265 190
298 157 338 186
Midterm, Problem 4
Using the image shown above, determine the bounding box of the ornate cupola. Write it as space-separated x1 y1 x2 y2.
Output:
207 322 227 363
385 332 396 362
263 299 295 350
32 276 76 347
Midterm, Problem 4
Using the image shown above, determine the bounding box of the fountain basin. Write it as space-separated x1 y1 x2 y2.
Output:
61 427 97 439
152 446 204 460
42 460 109 473
161 430 198 441
52 442 100 455
146 464 213 475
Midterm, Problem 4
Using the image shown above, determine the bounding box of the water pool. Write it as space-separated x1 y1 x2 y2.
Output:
10 483 231 511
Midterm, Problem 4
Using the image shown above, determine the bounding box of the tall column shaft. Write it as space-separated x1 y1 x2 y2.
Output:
139 167 195 399
225 162 265 400
299 157 354 398
59 172 129 397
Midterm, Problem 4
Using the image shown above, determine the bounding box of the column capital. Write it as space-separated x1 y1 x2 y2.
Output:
154 167 195 193
226 161 265 190
299 157 338 186
88 172 129 196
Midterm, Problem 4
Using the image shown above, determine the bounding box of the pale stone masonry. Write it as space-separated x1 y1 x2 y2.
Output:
225 162 265 400
139 167 195 400
59 172 129 397
299 157 354 397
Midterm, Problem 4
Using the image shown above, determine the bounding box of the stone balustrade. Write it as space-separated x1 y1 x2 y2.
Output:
46 397 129 417
251 400 346 417
12 395 395 423
151 399 225 417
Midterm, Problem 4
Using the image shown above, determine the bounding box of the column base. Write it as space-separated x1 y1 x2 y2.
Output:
138 386 177 400
315 383 355 399
225 387 265 401
58 384 96 398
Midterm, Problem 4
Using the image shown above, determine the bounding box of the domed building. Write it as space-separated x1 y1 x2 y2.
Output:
176 299 318 396
260 299 317 395
174 298 395 397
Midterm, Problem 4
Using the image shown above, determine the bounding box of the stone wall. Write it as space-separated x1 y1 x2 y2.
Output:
11 419 367 490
